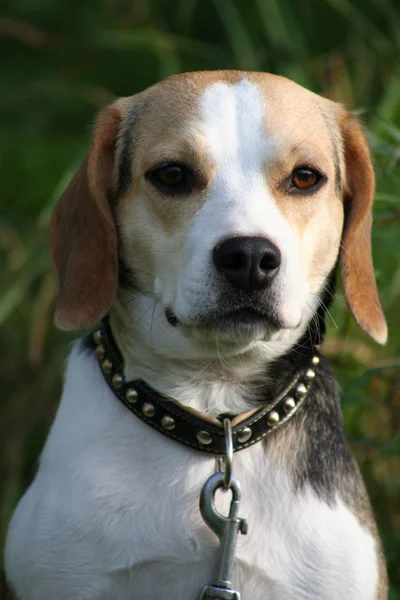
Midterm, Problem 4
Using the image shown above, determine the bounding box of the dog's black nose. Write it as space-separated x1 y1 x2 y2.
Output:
213 236 281 292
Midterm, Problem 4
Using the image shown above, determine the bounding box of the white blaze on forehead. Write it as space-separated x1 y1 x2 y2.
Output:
200 79 270 169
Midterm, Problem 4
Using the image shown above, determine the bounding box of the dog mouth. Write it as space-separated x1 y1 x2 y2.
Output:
165 306 282 331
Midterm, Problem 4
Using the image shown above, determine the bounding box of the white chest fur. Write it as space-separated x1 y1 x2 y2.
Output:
5 348 378 600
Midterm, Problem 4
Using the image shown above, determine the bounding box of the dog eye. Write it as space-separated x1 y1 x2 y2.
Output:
147 163 194 194
291 167 320 190
155 165 184 187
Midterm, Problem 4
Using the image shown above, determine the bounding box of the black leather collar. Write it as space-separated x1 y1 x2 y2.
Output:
92 321 320 454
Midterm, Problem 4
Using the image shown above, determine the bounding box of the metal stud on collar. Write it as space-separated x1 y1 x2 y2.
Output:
284 397 296 413
237 427 252 444
101 359 113 374
142 402 155 418
161 415 176 430
267 410 280 427
95 344 105 359
305 368 316 381
197 430 213 445
126 388 138 403
295 383 307 398
112 373 124 388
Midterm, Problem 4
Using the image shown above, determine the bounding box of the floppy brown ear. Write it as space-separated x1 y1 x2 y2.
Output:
50 99 128 330
339 111 387 344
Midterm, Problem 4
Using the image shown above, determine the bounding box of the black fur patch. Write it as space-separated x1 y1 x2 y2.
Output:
118 254 137 290
292 357 362 506
79 332 97 355
117 102 145 197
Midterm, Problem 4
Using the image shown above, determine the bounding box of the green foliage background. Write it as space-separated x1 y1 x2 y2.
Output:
0 0 399 596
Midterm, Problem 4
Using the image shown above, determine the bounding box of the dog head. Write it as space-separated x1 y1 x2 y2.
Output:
50 71 387 359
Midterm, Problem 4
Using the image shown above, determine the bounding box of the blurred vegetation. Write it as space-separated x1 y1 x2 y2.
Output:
0 0 399 596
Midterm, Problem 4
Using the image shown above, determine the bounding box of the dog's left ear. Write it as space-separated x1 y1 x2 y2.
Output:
50 99 129 331
339 111 387 344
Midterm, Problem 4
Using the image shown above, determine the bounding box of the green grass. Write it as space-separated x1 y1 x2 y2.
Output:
0 0 399 595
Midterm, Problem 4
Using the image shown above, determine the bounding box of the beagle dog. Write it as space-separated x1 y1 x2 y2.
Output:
5 71 388 600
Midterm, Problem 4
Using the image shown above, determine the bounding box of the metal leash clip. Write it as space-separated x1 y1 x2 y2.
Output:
198 419 248 600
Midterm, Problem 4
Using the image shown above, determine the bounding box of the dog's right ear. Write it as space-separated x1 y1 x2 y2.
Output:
50 99 129 331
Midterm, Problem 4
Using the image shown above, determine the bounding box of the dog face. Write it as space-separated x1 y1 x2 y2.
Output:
50 72 387 358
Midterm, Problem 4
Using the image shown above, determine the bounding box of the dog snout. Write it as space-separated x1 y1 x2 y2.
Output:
213 236 281 292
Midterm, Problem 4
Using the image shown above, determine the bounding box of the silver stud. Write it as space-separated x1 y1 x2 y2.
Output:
237 427 252 443
284 397 296 413
311 355 320 366
197 431 213 445
101 359 112 374
125 388 138 404
296 383 307 398
112 373 124 388
161 415 176 431
95 344 105 359
142 402 155 418
267 411 280 427
305 368 316 381
93 330 103 345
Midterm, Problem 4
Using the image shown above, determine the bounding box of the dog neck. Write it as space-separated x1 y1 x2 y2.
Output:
106 289 323 417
